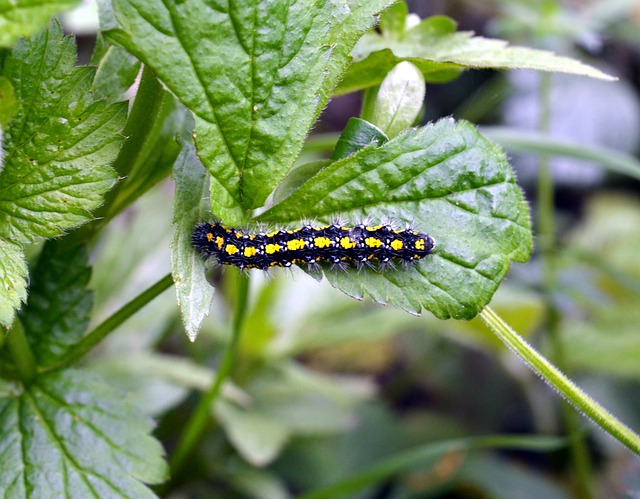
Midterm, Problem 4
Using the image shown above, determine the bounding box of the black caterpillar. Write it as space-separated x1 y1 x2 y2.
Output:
192 222 435 271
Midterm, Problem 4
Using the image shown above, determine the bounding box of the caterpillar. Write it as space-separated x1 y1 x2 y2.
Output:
192 221 435 271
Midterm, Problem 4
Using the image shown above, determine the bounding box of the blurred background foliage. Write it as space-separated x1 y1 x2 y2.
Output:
59 0 640 497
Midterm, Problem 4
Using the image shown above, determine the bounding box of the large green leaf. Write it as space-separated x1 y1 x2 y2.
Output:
261 119 532 320
0 0 79 47
0 369 167 497
336 15 614 95
20 240 92 365
102 0 393 224
0 237 26 327
0 21 124 244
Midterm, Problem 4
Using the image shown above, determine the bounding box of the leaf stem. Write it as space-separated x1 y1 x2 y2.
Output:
169 270 250 476
4 320 37 384
479 306 640 456
536 72 594 496
44 273 174 372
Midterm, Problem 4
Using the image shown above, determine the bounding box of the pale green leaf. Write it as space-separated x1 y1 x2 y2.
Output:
337 15 614 95
171 141 214 341
0 237 26 327
368 61 425 138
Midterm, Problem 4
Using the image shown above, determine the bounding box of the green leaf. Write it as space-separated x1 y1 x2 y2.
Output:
331 118 388 161
0 237 27 327
0 21 124 244
378 1 408 40
0 0 79 47
0 76 20 127
20 240 92 365
336 15 614 95
367 61 425 138
261 119 532 319
171 140 214 341
103 0 394 224
91 42 141 104
0 369 168 497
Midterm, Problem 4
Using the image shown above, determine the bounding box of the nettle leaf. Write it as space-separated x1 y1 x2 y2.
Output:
0 369 168 497
261 119 532 320
20 240 92 365
171 141 214 341
337 15 614 95
0 21 125 244
0 0 79 47
102 0 393 224
0 237 27 327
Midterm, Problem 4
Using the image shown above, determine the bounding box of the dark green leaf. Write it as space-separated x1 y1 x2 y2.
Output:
272 159 332 208
20 240 92 365
0 21 124 244
171 140 214 341
0 0 79 47
336 14 614 95
103 0 394 224
0 369 168 497
261 119 532 319
331 118 388 161
0 237 27 327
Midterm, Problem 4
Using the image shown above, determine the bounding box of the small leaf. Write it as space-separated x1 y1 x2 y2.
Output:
368 61 425 138
0 237 27 327
103 0 394 223
171 141 214 341
0 21 124 244
20 240 92 365
261 119 532 320
0 0 79 47
0 369 168 497
337 14 614 95
331 118 388 161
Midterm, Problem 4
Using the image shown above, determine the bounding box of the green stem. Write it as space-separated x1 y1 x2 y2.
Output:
536 73 594 496
169 270 250 476
5 320 37 384
44 273 174 372
479 306 640 456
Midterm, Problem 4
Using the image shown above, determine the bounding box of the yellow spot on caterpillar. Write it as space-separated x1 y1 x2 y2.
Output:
340 237 356 249
215 236 225 249
206 233 213 242
415 239 425 250
235 232 244 238
390 240 403 251
313 236 332 248
265 243 281 254
287 239 306 251
225 244 238 255
365 237 382 248
366 225 382 231
244 246 257 258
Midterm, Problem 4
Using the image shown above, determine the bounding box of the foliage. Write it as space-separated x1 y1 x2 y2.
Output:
0 0 639 497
